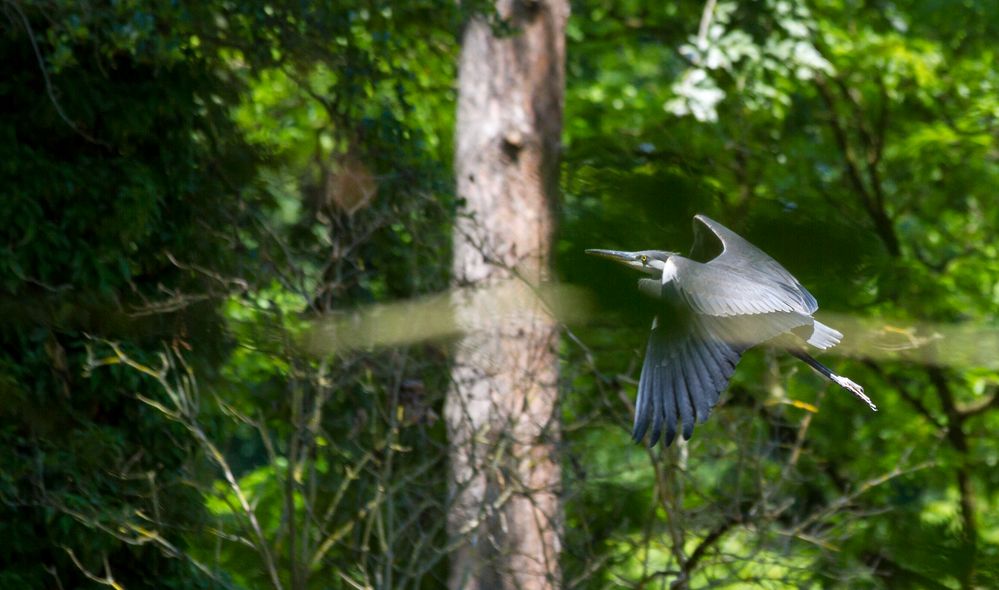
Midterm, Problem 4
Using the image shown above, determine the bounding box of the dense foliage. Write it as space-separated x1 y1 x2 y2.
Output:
1 1 457 588
2 0 997 588
560 1 999 587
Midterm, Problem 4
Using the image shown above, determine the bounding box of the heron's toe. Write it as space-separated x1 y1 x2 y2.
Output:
832 374 878 412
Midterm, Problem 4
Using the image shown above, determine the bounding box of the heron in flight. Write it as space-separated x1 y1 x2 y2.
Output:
587 214 876 447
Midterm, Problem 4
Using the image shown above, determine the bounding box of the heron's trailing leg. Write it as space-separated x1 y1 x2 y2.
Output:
789 349 878 412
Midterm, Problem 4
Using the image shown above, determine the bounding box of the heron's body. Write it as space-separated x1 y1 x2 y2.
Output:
587 214 875 447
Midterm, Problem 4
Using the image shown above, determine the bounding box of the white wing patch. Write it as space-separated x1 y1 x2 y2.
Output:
661 258 680 284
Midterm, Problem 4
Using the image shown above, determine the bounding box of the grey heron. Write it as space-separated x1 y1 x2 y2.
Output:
587 214 876 447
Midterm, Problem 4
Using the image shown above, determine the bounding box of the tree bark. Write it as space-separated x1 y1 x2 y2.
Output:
446 1 568 589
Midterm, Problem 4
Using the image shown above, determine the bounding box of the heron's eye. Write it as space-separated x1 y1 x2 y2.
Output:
640 255 648 264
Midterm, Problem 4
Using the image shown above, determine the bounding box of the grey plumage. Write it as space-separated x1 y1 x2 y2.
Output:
587 214 876 447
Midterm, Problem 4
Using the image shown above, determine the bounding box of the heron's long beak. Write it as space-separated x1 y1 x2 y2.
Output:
585 248 666 276
584 249 640 264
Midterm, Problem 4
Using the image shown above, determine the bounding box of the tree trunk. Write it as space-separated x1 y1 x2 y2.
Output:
446 1 568 589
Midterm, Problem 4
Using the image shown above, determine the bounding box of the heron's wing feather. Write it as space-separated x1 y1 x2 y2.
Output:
634 317 742 446
690 215 818 314
669 256 816 317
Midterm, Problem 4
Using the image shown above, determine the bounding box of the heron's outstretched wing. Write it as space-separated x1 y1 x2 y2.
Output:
639 277 834 349
668 256 816 318
689 215 818 314
633 316 743 446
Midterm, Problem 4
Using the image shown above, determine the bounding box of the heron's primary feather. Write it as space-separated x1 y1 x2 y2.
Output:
634 317 741 446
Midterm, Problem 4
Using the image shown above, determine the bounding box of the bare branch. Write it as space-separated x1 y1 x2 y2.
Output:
3 0 110 147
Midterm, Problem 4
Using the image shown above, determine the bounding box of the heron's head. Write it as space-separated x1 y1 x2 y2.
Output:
584 249 676 277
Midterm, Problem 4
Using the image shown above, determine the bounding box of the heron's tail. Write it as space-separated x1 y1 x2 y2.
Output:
805 320 842 350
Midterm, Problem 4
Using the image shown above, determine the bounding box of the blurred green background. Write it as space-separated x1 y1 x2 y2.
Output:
1 0 998 588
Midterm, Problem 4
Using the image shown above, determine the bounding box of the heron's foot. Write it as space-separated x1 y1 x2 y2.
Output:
832 374 878 412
